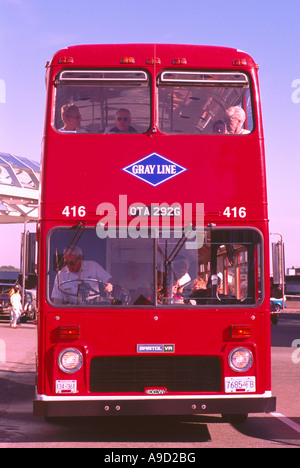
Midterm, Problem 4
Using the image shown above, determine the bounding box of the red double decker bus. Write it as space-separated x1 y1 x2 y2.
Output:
34 44 276 421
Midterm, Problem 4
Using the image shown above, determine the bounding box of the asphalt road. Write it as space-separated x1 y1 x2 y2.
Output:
0 312 300 449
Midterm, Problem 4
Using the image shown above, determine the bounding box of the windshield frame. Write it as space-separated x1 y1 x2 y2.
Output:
46 226 264 310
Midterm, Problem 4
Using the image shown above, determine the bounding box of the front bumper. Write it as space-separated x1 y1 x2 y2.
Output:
34 393 276 418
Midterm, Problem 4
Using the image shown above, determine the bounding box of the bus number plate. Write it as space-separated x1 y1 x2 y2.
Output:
56 380 77 394
225 376 256 393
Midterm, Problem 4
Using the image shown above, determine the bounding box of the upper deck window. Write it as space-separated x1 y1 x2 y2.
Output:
54 70 151 134
158 71 253 135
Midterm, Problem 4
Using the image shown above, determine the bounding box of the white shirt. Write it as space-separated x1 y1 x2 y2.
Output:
51 260 111 304
10 291 22 313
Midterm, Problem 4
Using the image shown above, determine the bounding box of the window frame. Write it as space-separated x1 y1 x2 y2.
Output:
157 69 255 135
46 226 264 309
52 68 152 134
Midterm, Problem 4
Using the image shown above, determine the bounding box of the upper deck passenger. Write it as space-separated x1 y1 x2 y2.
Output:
59 104 87 133
109 109 137 133
225 106 250 135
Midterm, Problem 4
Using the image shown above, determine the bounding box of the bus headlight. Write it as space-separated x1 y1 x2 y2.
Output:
58 348 83 374
228 347 253 373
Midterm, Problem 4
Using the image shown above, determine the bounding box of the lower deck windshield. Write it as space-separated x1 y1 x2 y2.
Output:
48 228 262 308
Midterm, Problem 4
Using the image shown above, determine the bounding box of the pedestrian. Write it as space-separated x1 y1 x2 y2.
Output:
10 285 23 328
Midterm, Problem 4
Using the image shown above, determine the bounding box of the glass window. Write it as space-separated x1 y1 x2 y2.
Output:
47 227 262 308
158 71 253 135
54 70 151 134
157 228 261 306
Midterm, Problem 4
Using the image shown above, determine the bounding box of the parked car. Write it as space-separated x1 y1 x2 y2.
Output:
270 296 286 325
24 290 37 321
0 284 36 322
0 283 13 320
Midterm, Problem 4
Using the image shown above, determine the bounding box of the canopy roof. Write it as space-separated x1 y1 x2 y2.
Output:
0 152 40 223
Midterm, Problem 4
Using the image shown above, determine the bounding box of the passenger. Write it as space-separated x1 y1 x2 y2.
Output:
212 120 227 134
59 104 86 133
156 270 183 304
190 274 223 302
109 108 137 133
190 276 209 303
171 280 185 303
225 106 250 134
192 276 207 291
119 261 151 303
51 246 113 304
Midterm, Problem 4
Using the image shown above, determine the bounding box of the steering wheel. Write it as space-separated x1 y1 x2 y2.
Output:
59 278 109 304
59 278 131 305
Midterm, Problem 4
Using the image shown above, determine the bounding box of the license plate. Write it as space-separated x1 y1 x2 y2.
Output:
225 376 256 393
56 380 77 394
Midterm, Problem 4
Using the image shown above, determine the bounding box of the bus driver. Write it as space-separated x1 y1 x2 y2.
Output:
51 246 113 305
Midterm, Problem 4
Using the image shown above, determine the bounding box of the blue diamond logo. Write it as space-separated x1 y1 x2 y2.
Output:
122 153 187 187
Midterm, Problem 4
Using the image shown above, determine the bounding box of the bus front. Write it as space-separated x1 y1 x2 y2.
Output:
34 44 276 420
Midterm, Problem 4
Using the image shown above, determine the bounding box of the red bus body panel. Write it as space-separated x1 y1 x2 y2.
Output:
34 44 275 418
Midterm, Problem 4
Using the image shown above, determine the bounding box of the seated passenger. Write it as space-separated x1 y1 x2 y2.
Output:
213 120 227 134
59 104 87 133
225 106 250 135
190 276 209 302
171 280 185 304
192 276 207 291
119 261 151 303
109 108 137 133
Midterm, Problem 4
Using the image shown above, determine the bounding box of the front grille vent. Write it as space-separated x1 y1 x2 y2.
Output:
90 356 221 393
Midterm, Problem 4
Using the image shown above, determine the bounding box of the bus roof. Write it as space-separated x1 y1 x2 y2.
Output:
49 44 257 70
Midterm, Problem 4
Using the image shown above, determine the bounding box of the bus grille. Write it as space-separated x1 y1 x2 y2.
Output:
89 356 221 393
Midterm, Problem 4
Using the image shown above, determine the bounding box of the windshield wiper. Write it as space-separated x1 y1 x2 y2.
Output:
55 222 87 292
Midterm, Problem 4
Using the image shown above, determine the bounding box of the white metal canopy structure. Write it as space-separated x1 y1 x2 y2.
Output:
0 152 40 223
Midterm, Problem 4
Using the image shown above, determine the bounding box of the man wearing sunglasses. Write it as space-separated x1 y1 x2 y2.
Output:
109 108 137 133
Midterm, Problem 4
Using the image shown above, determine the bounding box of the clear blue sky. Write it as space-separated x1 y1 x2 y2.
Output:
0 0 299 270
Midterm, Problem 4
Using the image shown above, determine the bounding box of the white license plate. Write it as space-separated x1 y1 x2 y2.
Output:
56 380 77 394
225 376 256 393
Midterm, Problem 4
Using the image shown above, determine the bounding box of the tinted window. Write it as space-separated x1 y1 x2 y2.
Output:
48 227 262 308
158 71 253 135
54 70 151 134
